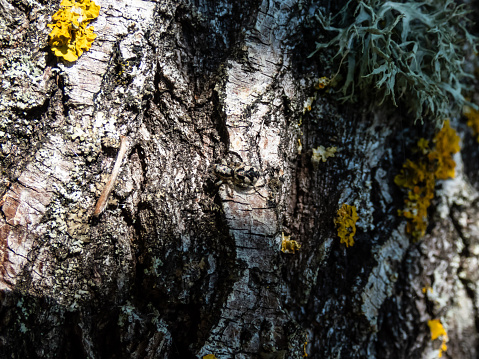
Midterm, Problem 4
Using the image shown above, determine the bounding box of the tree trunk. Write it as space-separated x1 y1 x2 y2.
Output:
1 0 478 358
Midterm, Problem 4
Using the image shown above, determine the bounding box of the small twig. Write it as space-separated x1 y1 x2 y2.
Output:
93 136 128 217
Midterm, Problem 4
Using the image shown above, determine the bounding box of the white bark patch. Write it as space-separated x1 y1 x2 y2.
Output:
436 150 479 218
361 225 409 330
221 48 283 244
0 0 158 294
0 137 72 290
59 0 156 106
198 0 303 355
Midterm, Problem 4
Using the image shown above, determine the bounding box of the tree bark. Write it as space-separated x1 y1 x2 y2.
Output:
1 0 478 358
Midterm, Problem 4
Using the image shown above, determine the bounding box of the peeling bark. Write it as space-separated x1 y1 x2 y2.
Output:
1 0 479 358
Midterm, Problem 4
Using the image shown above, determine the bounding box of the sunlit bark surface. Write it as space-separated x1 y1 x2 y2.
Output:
1 0 479 358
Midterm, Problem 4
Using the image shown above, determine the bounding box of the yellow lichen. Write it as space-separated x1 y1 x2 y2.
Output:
297 138 303 155
416 138 430 154
428 319 448 358
303 95 316 113
422 286 433 294
312 146 337 167
431 120 461 179
463 104 479 142
47 0 100 62
202 355 217 359
315 76 331 90
334 204 359 247
395 120 460 241
281 232 301 254
303 339 308 357
303 76 332 113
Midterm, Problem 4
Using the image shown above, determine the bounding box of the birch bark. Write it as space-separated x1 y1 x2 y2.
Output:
1 0 478 358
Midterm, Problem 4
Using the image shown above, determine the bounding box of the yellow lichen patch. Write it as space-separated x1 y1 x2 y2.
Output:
395 120 460 241
334 204 359 247
463 105 479 142
394 159 431 190
428 319 448 358
315 76 331 90
281 232 301 254
312 146 337 168
422 286 433 294
297 138 303 155
303 95 316 113
431 120 460 179
203 355 218 359
416 138 430 154
48 0 100 62
304 76 333 113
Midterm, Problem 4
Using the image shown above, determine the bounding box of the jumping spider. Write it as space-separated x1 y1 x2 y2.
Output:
212 160 262 195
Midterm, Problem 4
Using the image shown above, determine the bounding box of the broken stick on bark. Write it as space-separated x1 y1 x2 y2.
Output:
93 135 128 217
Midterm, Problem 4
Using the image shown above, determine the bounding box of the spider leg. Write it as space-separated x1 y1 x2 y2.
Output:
228 151 244 163
226 180 235 197
252 184 268 199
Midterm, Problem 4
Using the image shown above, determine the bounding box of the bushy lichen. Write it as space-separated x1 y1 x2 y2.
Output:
311 0 475 123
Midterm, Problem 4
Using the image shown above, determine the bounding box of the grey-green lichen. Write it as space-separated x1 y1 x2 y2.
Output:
15 298 31 334
118 301 142 327
143 256 164 277
311 0 476 124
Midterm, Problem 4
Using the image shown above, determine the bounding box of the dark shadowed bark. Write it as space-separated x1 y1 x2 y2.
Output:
1 0 479 358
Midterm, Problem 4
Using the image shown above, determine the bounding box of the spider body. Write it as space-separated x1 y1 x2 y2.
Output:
212 161 261 189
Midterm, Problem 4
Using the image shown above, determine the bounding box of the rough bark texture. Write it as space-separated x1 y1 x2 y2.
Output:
1 0 479 358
